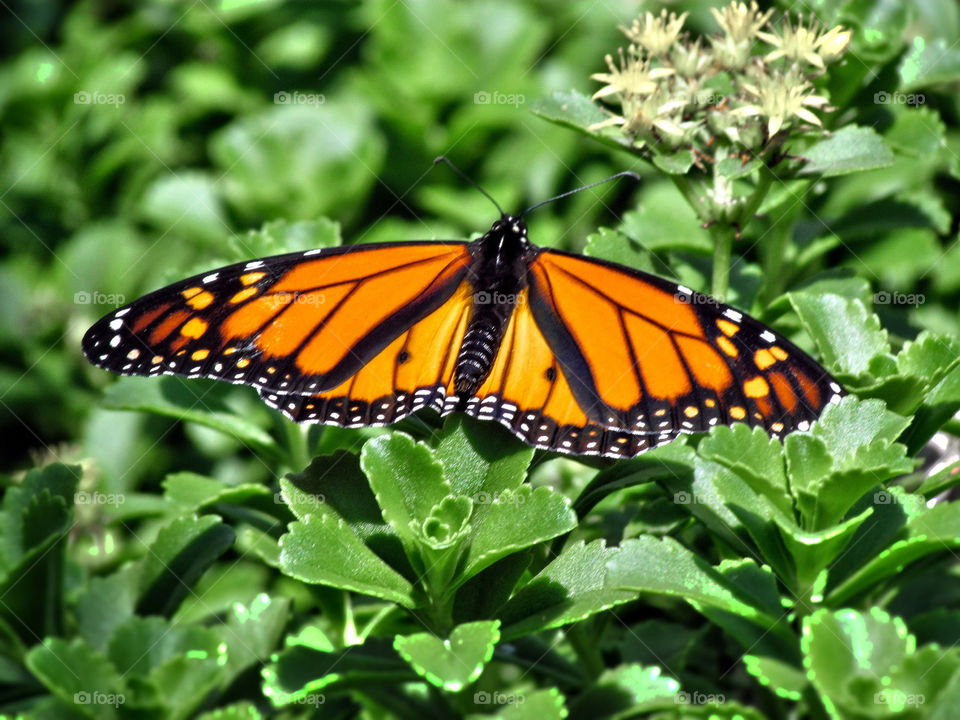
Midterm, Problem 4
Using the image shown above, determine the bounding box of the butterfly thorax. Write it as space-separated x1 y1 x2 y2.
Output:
454 215 533 395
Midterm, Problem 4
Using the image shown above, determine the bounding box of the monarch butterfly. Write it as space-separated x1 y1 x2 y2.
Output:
83 199 844 459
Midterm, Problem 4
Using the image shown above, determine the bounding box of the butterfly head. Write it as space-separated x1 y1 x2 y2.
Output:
488 214 530 249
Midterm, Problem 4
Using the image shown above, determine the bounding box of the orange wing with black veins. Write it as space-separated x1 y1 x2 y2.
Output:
83 242 473 417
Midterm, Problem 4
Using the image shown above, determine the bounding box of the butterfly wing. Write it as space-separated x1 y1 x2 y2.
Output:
522 249 844 441
82 242 473 400
258 281 473 426
458 288 667 457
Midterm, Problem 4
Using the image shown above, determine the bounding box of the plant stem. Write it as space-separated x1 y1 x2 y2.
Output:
566 621 605 681
283 420 309 471
709 222 735 300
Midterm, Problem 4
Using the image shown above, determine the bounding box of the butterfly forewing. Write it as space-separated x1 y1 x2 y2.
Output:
83 242 472 395
526 249 844 441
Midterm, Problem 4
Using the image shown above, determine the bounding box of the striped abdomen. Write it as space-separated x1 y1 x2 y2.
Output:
454 301 514 394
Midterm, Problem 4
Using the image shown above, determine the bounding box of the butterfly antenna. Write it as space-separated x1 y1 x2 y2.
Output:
520 171 641 216
433 156 505 216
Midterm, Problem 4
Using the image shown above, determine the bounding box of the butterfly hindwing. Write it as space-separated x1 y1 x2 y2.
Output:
83 242 473 395
457 289 672 457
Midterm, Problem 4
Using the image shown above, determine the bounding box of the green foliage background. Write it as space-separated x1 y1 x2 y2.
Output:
3 1 960 718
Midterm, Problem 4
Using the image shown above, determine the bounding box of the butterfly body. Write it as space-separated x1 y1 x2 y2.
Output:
83 215 844 458
456 215 533 395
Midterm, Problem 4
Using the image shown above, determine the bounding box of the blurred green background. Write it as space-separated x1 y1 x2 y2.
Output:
2 0 959 479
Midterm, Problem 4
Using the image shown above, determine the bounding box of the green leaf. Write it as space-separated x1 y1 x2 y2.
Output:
774 507 874 590
394 620 499 691
461 486 576 580
799 125 895 177
140 172 226 246
136 515 235 616
531 90 633 153
0 463 77 567
473 688 567 719
217 593 290 682
830 499 960 604
607 536 775 626
74 570 137 651
263 637 409 698
279 514 418 607
617 182 713 255
162 472 271 510
584 227 658 274
281 452 411 575
101 376 280 462
697 424 792 517
788 292 890 378
360 433 450 560
224 217 341 260
567 664 679 719
743 654 807 701
884 107 948 159
652 150 694 175
500 540 636 639
26 638 127 720
174 561 271 624
195 703 262 720
899 36 960 89
434 415 532 499
211 99 385 222
787 397 913 529
802 607 922 717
